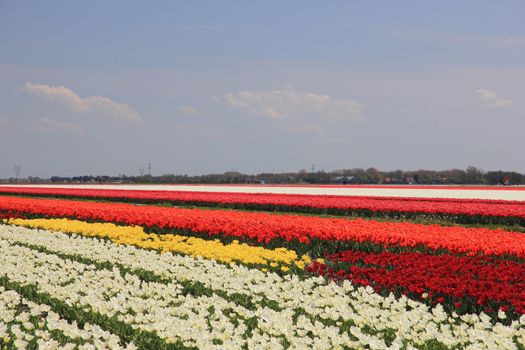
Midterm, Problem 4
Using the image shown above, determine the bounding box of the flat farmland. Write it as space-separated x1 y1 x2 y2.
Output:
1 184 524 349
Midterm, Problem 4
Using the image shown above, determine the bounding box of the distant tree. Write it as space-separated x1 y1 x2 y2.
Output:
446 169 467 184
465 166 484 184
393 169 404 183
365 168 382 184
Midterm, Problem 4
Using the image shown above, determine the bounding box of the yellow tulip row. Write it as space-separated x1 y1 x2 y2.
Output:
8 218 313 270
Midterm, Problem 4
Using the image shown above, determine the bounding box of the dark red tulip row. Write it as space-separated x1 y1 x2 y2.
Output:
308 250 525 314
2 195 525 258
0 186 523 225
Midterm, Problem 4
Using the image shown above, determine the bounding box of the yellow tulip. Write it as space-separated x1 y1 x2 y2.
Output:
9 218 309 270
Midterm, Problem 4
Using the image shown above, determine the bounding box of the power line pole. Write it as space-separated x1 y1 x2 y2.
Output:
148 163 152 176
14 165 21 179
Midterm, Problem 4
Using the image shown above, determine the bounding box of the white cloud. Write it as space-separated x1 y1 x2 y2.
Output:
23 82 142 124
222 87 364 121
36 117 83 132
476 89 513 108
178 105 198 116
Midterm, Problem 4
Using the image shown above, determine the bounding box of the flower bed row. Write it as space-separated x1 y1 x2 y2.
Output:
0 286 133 350
1 186 524 226
0 230 411 349
7 217 525 320
2 224 524 349
308 249 525 316
8 217 311 271
1 195 525 258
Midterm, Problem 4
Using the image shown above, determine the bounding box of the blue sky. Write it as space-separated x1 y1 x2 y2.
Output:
1 1 524 177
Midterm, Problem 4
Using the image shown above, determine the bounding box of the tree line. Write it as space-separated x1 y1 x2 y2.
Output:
1 166 524 185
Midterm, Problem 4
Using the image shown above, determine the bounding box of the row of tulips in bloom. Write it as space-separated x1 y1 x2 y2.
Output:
311 250 525 316
7 217 312 271
1 224 524 349
0 286 133 350
1 195 525 258
0 186 524 226
6 217 525 320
